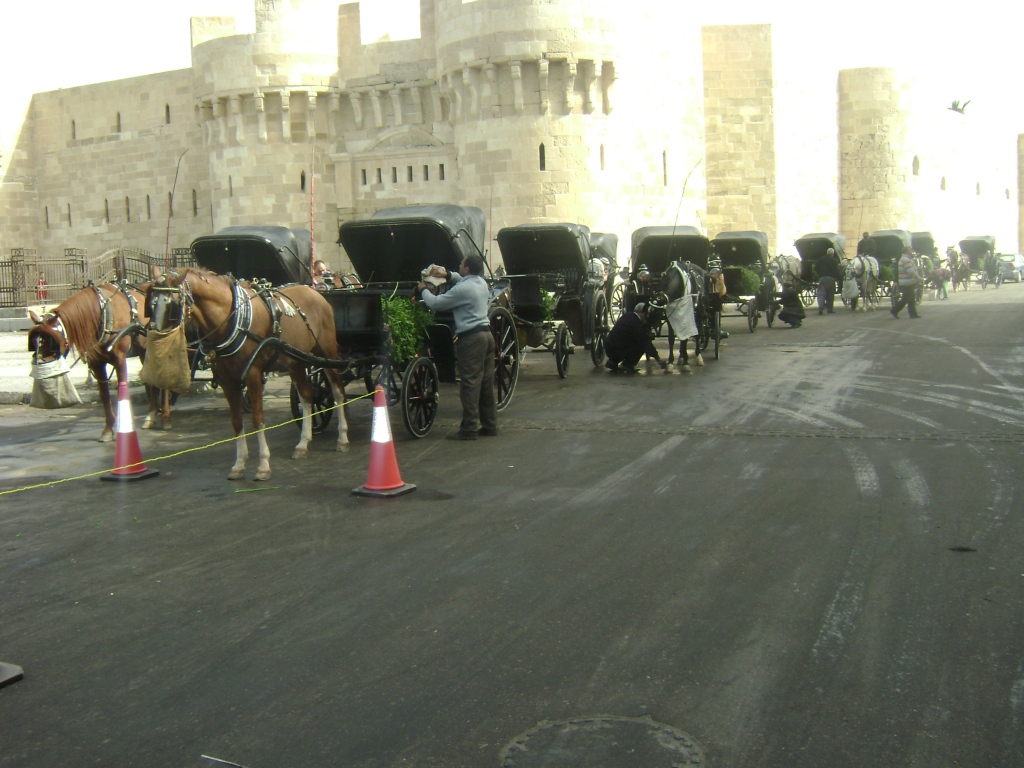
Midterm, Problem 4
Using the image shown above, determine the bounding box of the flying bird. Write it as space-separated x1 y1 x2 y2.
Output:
949 99 970 114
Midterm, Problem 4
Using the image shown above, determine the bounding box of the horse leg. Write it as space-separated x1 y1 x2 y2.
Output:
694 336 704 366
290 367 315 461
223 386 248 480
246 372 272 481
327 370 350 453
94 362 115 442
667 328 675 366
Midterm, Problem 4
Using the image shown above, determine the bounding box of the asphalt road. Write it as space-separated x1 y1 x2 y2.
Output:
1 286 1023 768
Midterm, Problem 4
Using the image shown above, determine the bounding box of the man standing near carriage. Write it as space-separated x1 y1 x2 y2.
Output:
417 255 498 441
816 247 841 315
891 246 923 319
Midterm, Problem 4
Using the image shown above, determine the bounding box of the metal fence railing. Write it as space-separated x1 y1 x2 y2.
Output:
0 246 194 308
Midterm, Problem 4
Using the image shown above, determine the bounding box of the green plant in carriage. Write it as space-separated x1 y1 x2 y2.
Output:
879 265 894 284
724 267 762 296
381 295 433 367
539 290 555 322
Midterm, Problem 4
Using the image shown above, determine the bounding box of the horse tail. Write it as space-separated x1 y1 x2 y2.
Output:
57 288 106 360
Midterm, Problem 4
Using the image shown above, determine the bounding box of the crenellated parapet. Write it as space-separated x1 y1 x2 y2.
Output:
437 55 616 123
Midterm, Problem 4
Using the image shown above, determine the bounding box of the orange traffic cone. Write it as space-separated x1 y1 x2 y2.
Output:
102 381 159 482
352 386 415 498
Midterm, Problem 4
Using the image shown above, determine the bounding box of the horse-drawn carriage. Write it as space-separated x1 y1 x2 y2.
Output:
959 235 998 289
708 231 773 334
336 205 520 433
625 226 717 361
869 229 913 302
494 223 610 378
140 206 519 480
793 232 846 308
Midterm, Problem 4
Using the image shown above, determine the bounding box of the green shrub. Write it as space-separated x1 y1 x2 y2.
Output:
725 267 762 296
382 296 432 365
540 291 555 321
879 265 894 283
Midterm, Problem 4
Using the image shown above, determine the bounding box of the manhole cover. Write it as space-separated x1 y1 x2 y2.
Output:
499 715 706 767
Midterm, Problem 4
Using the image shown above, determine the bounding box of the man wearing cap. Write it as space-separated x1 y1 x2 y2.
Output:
417 254 497 440
604 302 665 373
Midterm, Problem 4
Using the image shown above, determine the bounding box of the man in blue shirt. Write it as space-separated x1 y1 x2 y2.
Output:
418 255 497 440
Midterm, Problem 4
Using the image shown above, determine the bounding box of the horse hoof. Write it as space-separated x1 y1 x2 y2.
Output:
141 421 153 430
681 364 692 373
254 469 272 481
228 469 246 481
695 355 704 367
99 432 113 443
336 442 350 453
291 448 308 460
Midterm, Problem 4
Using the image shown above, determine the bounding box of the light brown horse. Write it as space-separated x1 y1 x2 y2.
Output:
28 283 170 441
147 268 348 481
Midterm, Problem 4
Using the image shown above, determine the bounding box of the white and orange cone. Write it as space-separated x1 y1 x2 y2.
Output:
352 386 415 498
102 381 159 482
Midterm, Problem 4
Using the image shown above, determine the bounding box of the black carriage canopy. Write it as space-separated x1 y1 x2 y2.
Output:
869 229 913 265
190 226 313 285
495 223 592 277
911 231 938 257
794 232 846 281
629 226 711 273
958 235 997 258
337 205 487 284
710 231 769 268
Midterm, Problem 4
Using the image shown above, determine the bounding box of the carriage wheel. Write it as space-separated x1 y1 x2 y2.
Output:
747 299 759 333
554 323 571 378
713 310 722 360
490 306 520 411
695 303 711 352
289 366 335 435
767 300 777 328
609 282 628 321
981 273 989 290
589 292 609 367
890 288 899 309
800 286 816 308
364 361 402 407
399 356 438 438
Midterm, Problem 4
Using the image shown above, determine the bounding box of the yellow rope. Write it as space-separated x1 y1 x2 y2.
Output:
0 390 377 497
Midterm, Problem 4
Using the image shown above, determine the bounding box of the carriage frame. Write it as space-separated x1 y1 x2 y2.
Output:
494 223 611 378
794 232 847 308
625 226 720 358
708 231 773 335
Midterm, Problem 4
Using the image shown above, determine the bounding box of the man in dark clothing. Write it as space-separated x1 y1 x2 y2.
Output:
816 247 841 314
418 255 497 440
858 232 876 256
778 283 806 328
604 302 665 373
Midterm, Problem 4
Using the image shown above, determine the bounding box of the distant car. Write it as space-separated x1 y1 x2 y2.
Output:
997 254 1024 283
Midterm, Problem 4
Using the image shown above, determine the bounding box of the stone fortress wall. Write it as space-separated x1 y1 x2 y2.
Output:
0 0 1020 276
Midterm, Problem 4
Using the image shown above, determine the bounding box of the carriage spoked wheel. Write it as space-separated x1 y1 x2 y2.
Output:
747 299 759 333
364 361 402 407
800 286 816 308
554 323 572 378
400 356 438 438
589 292 609 367
289 366 335 434
766 299 777 328
489 306 520 411
609 282 628 321
695 303 711 353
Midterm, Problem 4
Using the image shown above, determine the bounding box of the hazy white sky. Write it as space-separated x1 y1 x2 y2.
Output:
2 0 1021 154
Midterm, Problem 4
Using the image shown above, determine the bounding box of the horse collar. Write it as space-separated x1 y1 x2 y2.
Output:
199 281 253 357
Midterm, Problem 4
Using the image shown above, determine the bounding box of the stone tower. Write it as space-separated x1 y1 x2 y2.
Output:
838 68 914 244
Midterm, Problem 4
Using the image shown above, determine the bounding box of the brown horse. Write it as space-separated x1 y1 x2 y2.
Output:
147 268 348 481
27 283 170 441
